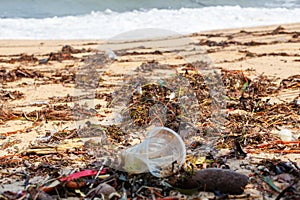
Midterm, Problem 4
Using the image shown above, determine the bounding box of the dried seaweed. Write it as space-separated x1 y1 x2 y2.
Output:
40 45 92 63
0 90 24 101
0 54 38 64
0 106 21 123
0 67 43 82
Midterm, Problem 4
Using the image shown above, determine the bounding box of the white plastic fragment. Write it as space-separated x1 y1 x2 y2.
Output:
278 129 293 141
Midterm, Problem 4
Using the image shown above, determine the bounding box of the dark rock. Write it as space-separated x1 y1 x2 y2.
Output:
176 168 249 195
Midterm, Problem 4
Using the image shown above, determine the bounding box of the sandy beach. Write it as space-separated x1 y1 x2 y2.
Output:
0 23 300 199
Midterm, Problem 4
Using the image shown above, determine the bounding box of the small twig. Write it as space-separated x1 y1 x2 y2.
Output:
23 112 33 121
89 158 107 188
151 112 164 126
30 187 43 200
23 111 39 122
35 111 39 121
256 172 281 193
275 182 297 200
64 130 77 139
16 69 29 77
247 149 300 154
7 92 15 100
16 194 27 200
136 186 163 199
55 187 61 200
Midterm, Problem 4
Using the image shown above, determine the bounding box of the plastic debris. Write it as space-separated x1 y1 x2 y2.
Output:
121 126 186 177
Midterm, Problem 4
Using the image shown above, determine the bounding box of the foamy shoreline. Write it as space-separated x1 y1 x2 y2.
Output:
1 6 300 39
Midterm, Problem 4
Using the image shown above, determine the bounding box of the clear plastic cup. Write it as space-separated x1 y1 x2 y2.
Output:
121 127 186 177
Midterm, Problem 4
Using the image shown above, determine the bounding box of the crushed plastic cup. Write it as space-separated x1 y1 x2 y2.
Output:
120 126 186 177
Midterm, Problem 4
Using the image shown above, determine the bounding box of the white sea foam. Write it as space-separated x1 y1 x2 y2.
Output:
1 6 300 39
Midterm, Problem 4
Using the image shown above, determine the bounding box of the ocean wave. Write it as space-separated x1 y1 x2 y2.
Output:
1 6 300 39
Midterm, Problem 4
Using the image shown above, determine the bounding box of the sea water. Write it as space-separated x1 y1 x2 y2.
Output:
0 0 300 39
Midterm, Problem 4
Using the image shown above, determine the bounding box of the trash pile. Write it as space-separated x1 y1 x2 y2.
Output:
0 45 299 199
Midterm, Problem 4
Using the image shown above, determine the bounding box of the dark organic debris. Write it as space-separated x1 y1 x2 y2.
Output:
0 106 21 123
198 39 269 47
113 71 208 134
280 74 300 89
0 67 43 82
0 90 24 101
134 60 168 72
171 168 249 195
0 54 38 64
21 103 98 122
40 45 92 63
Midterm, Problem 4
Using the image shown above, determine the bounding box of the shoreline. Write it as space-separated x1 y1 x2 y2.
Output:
0 22 299 54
